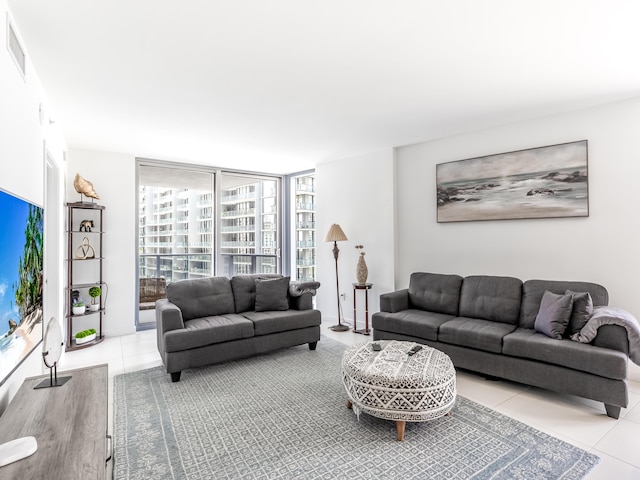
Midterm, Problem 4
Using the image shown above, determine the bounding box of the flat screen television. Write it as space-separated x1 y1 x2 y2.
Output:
0 188 44 387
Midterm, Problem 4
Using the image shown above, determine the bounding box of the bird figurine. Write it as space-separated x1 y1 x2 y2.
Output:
73 173 100 201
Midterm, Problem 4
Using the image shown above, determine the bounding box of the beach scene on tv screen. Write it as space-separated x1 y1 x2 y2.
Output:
0 189 43 385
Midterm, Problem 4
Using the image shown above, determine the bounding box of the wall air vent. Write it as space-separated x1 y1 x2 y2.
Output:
6 14 26 79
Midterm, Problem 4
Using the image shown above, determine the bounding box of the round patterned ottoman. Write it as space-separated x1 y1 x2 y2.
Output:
342 340 456 441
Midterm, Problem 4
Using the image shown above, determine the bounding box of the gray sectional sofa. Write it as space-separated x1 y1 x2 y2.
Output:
372 272 631 418
156 274 321 382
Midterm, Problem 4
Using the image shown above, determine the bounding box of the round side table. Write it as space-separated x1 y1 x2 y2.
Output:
352 283 373 335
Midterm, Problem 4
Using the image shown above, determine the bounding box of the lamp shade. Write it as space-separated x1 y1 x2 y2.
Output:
324 224 348 242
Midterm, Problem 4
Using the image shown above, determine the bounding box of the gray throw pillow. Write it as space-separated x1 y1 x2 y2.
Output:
565 290 594 336
255 276 290 312
534 290 573 339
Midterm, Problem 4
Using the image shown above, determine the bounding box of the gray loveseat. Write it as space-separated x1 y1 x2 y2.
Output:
156 274 321 382
372 272 631 418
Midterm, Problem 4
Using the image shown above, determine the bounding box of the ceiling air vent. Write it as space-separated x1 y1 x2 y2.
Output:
6 15 26 78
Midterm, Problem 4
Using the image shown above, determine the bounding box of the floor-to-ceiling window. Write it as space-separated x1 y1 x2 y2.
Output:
136 162 283 328
290 172 316 282
218 173 281 276
137 163 215 327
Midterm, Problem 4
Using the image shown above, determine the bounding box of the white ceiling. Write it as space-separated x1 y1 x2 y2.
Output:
8 0 640 174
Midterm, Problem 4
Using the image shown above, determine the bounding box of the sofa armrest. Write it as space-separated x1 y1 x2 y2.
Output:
288 281 319 311
593 324 630 355
289 292 314 311
380 289 410 313
155 298 185 333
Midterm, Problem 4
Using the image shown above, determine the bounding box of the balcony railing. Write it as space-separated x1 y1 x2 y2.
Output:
295 184 316 193
139 253 213 284
221 225 254 233
221 254 278 277
140 251 281 302
296 221 316 230
296 202 315 211
221 209 256 218
221 192 256 203
221 241 256 248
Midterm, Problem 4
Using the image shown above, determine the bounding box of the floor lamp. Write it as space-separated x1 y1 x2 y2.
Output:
325 223 349 332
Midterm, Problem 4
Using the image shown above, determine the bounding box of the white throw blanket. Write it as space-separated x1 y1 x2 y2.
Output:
571 306 640 365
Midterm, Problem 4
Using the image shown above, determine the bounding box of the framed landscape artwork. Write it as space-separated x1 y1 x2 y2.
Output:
0 188 44 386
436 140 589 223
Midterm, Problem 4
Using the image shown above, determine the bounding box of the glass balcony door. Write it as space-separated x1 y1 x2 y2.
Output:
137 163 214 327
218 173 280 277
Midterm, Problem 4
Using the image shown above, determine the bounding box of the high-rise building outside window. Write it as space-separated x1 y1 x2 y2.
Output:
218 174 280 276
292 173 316 282
138 167 214 285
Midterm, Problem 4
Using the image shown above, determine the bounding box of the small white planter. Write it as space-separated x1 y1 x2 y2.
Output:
75 332 96 345
72 306 86 315
88 303 100 312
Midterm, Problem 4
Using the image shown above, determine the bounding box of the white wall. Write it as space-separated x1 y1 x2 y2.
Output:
66 149 137 337
0 2 66 411
66 148 399 340
395 97 640 316
315 149 395 328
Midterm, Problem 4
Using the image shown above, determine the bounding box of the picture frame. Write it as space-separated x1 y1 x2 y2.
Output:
436 140 589 223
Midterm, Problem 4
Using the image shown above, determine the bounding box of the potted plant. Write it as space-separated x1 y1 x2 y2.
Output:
75 328 97 345
72 300 86 315
88 286 102 311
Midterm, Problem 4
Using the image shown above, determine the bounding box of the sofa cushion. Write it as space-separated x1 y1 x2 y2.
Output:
565 290 594 336
503 328 628 380
163 314 254 352
242 309 321 336
438 317 517 353
230 274 282 313
372 310 455 341
167 276 235 321
519 279 608 329
458 275 522 325
408 272 463 315
255 276 290 311
534 291 573 339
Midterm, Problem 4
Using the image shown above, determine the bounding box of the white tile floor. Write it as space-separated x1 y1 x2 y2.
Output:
60 325 640 479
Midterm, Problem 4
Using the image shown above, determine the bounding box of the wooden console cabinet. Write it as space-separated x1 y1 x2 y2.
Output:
0 364 109 478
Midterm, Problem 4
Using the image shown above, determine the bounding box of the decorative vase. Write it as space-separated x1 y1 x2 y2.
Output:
356 253 368 285
72 305 86 315
89 303 100 312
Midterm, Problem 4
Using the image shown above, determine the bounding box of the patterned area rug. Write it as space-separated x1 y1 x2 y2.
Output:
114 337 599 479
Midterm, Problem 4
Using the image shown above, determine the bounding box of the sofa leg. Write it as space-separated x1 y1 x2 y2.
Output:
308 341 318 351
605 404 621 419
170 371 182 383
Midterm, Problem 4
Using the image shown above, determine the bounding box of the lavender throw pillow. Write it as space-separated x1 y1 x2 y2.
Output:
534 290 573 340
